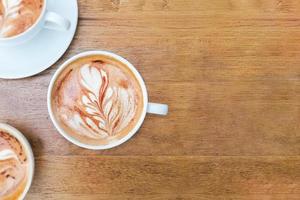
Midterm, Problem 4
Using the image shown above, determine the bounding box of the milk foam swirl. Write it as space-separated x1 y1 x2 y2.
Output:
65 64 137 139
52 57 144 145
0 130 28 199
0 0 42 38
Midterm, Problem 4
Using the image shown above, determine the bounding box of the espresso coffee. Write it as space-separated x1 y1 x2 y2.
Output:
0 130 29 199
51 55 144 146
0 0 43 38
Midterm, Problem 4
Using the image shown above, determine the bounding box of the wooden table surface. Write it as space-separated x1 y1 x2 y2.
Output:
0 0 300 199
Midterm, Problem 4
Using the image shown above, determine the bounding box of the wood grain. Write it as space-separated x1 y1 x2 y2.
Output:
0 0 299 199
27 156 299 197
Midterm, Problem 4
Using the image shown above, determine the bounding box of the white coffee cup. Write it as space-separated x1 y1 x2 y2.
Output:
0 0 70 46
47 51 169 150
0 123 34 200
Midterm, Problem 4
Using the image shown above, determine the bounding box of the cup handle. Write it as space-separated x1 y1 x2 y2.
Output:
43 11 70 31
147 102 168 116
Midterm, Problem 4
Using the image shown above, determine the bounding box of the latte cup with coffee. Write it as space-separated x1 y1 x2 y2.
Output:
0 0 71 46
48 51 169 150
0 123 34 200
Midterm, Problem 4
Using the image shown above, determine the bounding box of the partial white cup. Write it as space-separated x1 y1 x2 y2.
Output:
0 123 34 200
47 50 169 150
0 0 70 46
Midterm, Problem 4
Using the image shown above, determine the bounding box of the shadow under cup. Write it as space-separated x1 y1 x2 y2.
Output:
48 51 152 150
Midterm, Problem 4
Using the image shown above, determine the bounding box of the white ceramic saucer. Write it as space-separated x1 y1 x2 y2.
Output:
0 0 78 79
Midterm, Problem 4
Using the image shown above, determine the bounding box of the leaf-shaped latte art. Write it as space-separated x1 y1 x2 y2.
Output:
73 64 137 139
0 0 22 36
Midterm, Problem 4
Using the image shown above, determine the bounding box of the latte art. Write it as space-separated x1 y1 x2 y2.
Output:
0 130 28 199
73 64 137 139
0 0 43 38
52 55 144 145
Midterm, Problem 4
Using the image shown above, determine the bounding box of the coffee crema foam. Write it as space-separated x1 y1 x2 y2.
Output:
51 55 144 146
0 0 43 38
0 130 28 200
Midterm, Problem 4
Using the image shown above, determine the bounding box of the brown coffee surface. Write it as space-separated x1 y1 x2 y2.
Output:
0 130 28 200
51 55 144 146
0 0 43 38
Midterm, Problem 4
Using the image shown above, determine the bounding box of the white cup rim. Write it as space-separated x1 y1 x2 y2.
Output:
0 123 35 200
47 50 149 150
0 0 47 41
